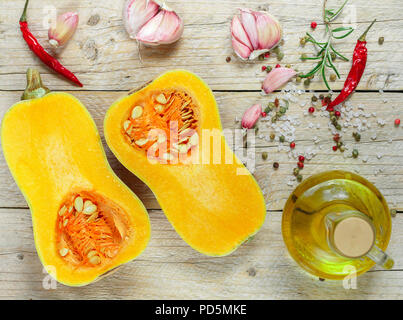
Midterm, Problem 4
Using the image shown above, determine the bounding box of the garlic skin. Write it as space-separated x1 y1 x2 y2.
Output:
242 104 262 129
123 0 184 46
231 9 282 60
262 67 296 94
48 12 79 49
123 0 160 39
136 8 184 45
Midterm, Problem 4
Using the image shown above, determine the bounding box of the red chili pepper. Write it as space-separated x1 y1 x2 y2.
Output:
328 20 376 108
19 0 83 87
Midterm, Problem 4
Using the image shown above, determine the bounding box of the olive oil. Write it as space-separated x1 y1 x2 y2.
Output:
282 170 392 280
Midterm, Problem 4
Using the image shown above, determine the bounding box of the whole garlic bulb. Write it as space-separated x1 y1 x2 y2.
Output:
231 8 282 60
123 0 184 46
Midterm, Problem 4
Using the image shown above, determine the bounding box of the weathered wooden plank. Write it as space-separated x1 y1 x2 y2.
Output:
0 208 401 299
1 91 402 210
0 0 402 91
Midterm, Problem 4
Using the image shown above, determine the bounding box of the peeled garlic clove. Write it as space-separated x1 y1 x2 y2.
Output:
123 0 160 39
256 12 282 50
231 38 252 60
231 8 282 60
241 104 262 129
136 8 184 45
231 15 253 53
262 67 296 94
48 12 79 48
240 9 259 50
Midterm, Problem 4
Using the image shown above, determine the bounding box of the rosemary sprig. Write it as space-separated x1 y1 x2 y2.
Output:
299 0 354 90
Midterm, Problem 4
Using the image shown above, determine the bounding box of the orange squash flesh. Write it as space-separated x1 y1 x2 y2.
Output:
1 91 150 286
104 70 266 256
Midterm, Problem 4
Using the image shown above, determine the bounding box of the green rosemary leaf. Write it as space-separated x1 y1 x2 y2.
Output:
300 61 322 78
321 65 331 90
326 55 340 78
332 26 353 33
328 0 349 22
301 56 322 60
306 33 327 46
330 45 349 61
317 46 326 57
333 28 355 39
326 9 335 15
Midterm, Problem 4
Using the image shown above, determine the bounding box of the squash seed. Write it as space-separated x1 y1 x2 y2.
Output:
87 250 97 259
181 110 192 117
131 106 143 119
84 200 93 209
178 137 189 144
59 248 69 257
58 206 67 216
83 204 97 215
135 138 148 146
180 128 191 136
123 120 131 131
180 101 190 110
89 255 101 265
63 219 69 227
156 93 167 104
154 104 164 113
68 206 73 213
74 196 83 212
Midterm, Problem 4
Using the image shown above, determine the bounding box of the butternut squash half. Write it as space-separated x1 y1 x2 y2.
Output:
1 69 150 286
104 70 266 256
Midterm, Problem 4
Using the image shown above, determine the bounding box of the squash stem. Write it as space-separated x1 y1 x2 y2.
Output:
21 68 50 100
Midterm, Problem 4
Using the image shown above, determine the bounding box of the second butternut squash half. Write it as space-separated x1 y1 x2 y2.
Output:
104 70 266 256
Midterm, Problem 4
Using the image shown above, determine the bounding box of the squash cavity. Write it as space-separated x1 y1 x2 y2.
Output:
56 191 130 268
123 89 200 164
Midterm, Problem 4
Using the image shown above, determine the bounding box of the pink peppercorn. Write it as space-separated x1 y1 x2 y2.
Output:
290 142 296 149
275 64 281 68
335 111 341 117
332 145 338 151
308 107 315 113
395 119 401 126
262 66 267 71
297 162 304 169
261 112 267 117
265 52 270 58
298 155 305 162
311 21 317 29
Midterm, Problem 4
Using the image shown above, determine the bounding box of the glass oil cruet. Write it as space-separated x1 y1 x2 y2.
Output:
282 170 394 280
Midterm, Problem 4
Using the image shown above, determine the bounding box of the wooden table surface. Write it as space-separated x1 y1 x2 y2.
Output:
0 0 403 299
